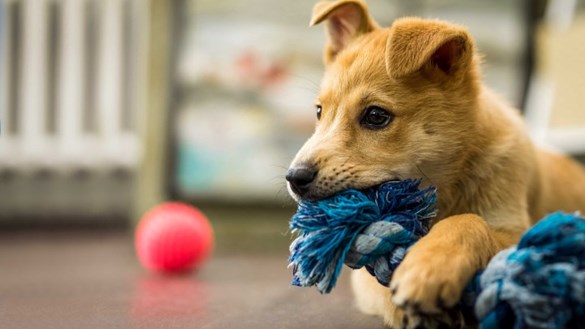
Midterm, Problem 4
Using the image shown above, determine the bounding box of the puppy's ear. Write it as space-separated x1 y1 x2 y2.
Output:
385 18 473 80
310 0 379 64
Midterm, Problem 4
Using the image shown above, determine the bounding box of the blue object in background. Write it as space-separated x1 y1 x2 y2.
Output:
176 143 221 193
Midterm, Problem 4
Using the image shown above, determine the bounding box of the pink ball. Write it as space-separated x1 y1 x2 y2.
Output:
135 202 214 273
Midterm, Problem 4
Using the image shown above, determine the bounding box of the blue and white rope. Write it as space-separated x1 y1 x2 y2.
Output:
289 179 435 293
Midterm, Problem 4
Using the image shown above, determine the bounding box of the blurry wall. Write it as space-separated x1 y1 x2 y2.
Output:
1 0 582 225
525 0 585 154
545 16 585 129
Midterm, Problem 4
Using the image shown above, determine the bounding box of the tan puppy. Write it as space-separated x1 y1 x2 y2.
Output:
286 0 585 328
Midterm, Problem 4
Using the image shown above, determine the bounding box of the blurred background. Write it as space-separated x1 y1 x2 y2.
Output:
0 0 584 327
1 0 584 227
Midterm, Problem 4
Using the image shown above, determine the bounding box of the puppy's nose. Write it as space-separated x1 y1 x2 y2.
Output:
286 165 318 197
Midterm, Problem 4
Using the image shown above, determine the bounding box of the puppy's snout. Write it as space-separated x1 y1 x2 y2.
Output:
286 165 318 197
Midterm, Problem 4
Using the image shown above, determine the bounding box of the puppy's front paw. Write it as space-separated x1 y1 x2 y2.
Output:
389 243 474 316
351 266 464 329
383 304 461 329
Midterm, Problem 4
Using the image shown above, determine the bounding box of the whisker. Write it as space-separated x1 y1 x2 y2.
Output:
269 164 289 170
275 187 297 207
284 73 321 91
269 175 287 184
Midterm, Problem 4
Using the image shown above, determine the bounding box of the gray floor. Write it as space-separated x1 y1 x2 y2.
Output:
0 221 385 329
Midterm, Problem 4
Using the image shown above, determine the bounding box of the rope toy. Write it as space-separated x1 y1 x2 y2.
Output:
288 180 585 328
289 179 436 293
474 211 585 329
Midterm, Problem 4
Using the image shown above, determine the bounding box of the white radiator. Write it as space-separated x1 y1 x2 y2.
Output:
0 0 148 219
0 0 145 173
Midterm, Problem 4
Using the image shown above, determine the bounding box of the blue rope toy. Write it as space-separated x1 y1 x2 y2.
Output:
289 179 436 293
288 179 585 328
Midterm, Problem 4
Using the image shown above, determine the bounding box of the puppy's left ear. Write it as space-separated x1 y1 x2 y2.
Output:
310 0 379 64
385 18 474 80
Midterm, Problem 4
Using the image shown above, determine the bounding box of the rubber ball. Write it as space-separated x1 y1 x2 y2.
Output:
135 202 214 273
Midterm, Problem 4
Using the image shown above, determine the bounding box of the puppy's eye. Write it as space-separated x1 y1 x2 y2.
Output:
316 105 322 120
360 106 393 129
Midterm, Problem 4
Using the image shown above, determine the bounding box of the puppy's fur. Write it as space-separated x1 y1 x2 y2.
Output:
287 0 585 328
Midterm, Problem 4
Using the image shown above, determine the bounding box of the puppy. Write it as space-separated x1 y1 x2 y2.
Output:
286 0 585 328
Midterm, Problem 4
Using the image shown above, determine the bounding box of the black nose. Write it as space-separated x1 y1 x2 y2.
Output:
286 166 318 196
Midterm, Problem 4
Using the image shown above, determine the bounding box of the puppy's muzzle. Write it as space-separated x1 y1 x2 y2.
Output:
286 165 318 198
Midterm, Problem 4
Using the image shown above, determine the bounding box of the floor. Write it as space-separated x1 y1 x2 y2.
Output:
0 213 385 329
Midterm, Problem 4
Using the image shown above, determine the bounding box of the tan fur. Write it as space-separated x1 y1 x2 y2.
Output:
288 1 585 328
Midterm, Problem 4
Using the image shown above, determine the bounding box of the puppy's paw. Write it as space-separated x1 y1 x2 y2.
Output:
389 244 474 316
351 267 466 329
383 302 413 329
383 304 462 329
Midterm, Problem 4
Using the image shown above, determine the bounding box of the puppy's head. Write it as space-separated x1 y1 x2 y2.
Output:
287 0 480 201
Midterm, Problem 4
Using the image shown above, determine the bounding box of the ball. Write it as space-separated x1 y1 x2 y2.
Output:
135 202 214 273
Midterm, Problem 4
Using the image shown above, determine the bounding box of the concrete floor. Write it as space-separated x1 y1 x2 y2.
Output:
0 215 385 329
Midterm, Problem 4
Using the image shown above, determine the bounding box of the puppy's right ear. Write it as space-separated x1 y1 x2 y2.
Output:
385 18 474 81
310 0 379 64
